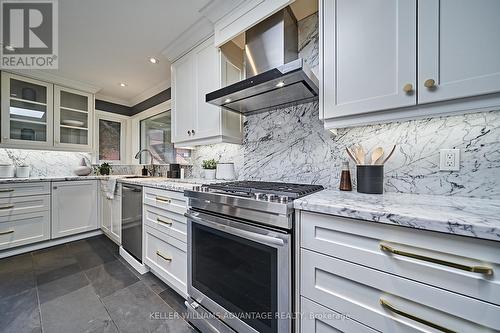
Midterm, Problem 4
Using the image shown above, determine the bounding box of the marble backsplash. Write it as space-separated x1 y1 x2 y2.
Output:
190 13 500 198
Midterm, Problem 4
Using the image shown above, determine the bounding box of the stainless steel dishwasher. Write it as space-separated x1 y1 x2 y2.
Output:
121 184 143 262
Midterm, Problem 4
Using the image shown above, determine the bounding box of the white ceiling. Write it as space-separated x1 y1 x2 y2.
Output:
41 0 210 105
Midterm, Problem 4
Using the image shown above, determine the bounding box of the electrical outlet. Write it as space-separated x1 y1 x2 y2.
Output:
439 149 460 171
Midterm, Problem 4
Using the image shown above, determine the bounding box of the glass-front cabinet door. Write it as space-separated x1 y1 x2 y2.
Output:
0 72 54 147
54 86 92 150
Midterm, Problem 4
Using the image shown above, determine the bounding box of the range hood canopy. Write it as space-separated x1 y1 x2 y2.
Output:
206 8 319 115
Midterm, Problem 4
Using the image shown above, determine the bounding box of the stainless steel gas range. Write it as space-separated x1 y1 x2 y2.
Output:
184 181 324 333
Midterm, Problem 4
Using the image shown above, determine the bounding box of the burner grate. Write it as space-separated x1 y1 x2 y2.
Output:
205 181 324 199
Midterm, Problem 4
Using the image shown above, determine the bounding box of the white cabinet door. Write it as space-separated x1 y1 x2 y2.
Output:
51 180 98 239
418 0 500 103
110 194 121 243
99 190 112 234
171 53 196 143
99 182 121 244
322 0 416 119
54 86 93 151
194 38 222 139
0 72 54 148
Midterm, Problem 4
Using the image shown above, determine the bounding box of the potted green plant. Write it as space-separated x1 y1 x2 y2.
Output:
97 162 112 175
202 159 217 179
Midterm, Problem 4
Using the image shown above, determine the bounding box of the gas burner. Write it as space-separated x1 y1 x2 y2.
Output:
203 181 324 199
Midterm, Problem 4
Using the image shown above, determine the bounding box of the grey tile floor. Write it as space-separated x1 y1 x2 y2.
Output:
0 235 198 333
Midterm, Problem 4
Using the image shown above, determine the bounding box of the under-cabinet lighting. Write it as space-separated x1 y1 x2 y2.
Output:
276 81 285 88
224 98 231 103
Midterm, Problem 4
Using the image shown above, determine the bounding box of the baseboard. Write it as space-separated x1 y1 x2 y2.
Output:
0 229 103 259
119 246 149 275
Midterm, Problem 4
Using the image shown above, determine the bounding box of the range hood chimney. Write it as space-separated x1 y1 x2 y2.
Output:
206 7 319 115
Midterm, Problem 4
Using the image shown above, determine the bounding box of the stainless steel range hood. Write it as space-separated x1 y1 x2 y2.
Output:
206 8 319 115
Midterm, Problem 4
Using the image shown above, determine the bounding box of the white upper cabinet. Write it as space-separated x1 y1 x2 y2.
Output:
418 0 500 104
1 72 54 148
321 0 417 120
54 86 93 150
171 37 243 146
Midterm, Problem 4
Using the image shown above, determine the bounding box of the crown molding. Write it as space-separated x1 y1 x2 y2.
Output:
5 69 101 93
199 0 246 23
161 17 214 63
128 79 170 107
94 93 133 107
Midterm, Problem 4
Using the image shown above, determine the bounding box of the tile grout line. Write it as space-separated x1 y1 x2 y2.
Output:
30 251 45 333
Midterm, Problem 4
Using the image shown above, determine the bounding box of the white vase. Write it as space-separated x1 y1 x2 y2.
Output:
204 169 216 180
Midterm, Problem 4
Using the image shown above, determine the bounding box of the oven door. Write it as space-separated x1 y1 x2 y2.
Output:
186 209 291 333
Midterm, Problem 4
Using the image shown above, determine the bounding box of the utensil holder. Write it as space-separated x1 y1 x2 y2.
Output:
356 165 384 194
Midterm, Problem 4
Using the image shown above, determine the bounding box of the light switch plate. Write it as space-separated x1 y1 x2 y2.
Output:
440 149 460 171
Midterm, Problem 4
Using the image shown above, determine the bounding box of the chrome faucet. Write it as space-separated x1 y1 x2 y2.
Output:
134 149 159 176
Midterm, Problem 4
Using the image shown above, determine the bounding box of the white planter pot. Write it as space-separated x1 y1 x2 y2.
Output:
204 169 216 180
15 166 31 178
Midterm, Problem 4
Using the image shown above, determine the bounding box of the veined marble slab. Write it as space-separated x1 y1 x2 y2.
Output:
0 175 112 183
118 177 223 192
294 189 500 241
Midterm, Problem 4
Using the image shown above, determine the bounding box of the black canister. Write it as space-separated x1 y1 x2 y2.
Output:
356 165 384 194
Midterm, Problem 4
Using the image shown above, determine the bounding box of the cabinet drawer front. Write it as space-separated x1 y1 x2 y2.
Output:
301 297 376 333
0 182 50 198
0 211 50 250
301 249 499 332
143 187 186 214
301 211 500 305
0 195 50 216
144 205 187 243
144 226 187 294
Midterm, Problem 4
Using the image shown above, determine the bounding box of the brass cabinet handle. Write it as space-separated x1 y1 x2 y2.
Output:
192 129 195 135
0 230 14 235
155 196 171 204
380 243 493 276
157 217 173 225
0 204 14 210
403 83 413 93
380 298 456 333
424 78 436 88
0 189 14 193
187 130 191 135
156 250 172 261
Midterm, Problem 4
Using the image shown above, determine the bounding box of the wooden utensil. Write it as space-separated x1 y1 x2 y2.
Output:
371 147 384 165
381 145 397 164
346 147 360 164
353 144 366 165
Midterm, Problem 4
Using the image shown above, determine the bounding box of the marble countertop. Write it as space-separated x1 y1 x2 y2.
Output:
0 175 112 183
294 190 500 242
118 177 221 192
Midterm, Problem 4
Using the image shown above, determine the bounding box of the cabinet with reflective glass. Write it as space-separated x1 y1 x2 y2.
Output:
54 86 93 150
1 72 54 147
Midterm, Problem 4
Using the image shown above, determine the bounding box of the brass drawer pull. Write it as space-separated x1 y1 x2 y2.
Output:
155 196 171 204
380 298 456 333
0 189 14 193
156 250 172 261
0 230 14 235
157 217 173 225
380 243 493 276
403 83 413 93
0 204 14 210
424 78 436 88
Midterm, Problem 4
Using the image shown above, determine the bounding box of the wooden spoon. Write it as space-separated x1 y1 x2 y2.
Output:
371 147 384 165
381 145 397 164
353 144 366 165
346 147 360 164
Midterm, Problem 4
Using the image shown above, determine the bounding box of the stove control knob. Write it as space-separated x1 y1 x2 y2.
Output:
193 186 201 191
279 196 289 203
266 194 278 202
201 186 210 192
254 193 265 200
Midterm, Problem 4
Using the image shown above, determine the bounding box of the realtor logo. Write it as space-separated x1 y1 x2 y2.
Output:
1 0 58 68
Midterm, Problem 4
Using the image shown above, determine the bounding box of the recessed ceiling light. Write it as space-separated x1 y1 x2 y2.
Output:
276 81 285 88
149 57 159 64
5 45 15 52
224 98 231 103
119 82 127 87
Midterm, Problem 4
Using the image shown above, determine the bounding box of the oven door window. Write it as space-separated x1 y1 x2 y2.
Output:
192 223 278 333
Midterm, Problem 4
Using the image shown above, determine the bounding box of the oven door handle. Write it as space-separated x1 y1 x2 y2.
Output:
185 212 285 247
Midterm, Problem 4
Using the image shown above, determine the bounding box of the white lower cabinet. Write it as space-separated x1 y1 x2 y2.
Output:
298 211 500 333
99 181 121 244
143 187 188 298
51 180 98 239
0 211 50 250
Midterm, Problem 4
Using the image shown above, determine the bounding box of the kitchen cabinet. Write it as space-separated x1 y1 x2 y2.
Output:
1 72 54 148
418 0 500 104
1 71 94 151
321 0 500 128
54 86 93 150
297 211 500 332
99 181 121 245
171 37 242 146
51 180 98 239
